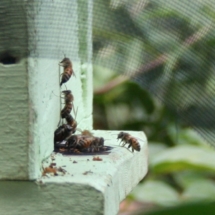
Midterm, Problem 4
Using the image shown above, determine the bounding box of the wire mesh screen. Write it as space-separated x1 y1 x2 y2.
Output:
93 0 215 146
0 1 81 60
1 0 215 146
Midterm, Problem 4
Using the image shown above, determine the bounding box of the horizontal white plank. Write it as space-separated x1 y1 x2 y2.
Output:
0 130 148 215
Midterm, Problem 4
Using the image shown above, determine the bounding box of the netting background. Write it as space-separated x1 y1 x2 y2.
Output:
93 0 215 146
1 0 215 146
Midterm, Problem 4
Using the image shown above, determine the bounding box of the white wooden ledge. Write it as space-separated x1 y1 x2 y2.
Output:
0 130 147 215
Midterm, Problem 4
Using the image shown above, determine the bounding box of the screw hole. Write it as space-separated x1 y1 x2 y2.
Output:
0 53 18 65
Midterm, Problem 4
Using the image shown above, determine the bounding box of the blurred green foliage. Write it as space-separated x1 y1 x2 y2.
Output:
92 0 215 214
142 202 215 215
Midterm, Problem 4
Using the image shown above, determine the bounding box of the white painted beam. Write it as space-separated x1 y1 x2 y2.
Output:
0 0 93 180
0 130 148 215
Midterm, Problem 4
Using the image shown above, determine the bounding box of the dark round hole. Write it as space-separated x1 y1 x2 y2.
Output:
0 53 17 65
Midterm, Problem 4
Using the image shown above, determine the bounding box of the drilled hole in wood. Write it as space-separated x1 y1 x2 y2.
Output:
0 53 17 65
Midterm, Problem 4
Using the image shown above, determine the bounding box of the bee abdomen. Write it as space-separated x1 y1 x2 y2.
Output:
54 124 72 142
65 114 77 133
65 114 73 123
78 140 91 149
60 73 71 86
61 104 72 118
129 138 141 151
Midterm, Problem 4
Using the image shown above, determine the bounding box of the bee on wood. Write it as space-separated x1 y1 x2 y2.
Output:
67 135 106 153
59 57 75 86
91 137 105 151
117 132 141 152
66 135 90 151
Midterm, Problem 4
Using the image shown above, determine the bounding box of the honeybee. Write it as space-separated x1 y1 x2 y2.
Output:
62 90 74 104
91 137 105 150
54 124 73 151
54 124 73 142
117 132 141 152
60 90 74 118
60 103 73 118
67 135 106 153
81 136 111 153
65 114 77 134
59 58 75 86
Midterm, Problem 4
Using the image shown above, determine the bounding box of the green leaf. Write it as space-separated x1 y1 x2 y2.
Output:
182 179 215 201
151 145 215 173
167 127 208 146
174 171 211 189
141 202 215 215
148 143 168 162
131 180 179 206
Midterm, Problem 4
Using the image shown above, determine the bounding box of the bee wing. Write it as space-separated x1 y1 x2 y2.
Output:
55 140 67 148
80 145 113 154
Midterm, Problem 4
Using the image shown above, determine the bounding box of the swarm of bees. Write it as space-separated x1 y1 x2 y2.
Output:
54 57 112 154
54 57 142 155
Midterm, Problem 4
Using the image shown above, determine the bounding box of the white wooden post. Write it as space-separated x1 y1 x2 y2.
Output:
0 1 148 215
0 0 92 180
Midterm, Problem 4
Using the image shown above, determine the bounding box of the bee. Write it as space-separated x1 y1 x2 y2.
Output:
62 90 74 104
60 90 74 118
60 90 74 119
67 135 106 153
90 137 105 151
117 132 141 152
66 135 90 150
54 124 73 142
54 124 73 151
65 114 77 134
60 103 73 118
55 114 77 151
59 58 75 86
